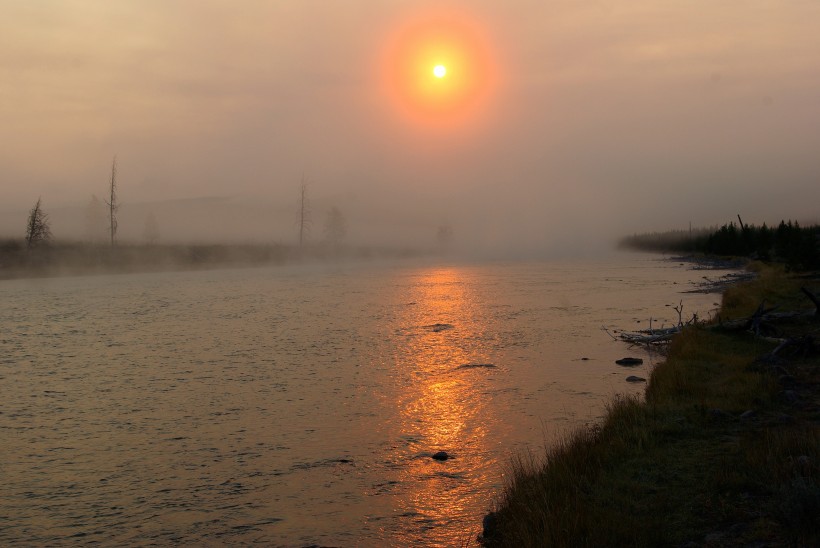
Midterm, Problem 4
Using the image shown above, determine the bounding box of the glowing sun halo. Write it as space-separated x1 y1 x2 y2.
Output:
382 12 496 125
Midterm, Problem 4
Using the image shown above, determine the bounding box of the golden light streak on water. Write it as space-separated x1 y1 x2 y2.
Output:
389 268 496 545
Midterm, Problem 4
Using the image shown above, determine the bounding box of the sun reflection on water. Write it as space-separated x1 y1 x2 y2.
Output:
389 267 498 544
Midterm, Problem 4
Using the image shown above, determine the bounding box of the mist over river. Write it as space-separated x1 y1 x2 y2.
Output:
1 254 731 546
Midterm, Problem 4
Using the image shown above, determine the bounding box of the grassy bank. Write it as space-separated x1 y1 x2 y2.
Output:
484 265 819 546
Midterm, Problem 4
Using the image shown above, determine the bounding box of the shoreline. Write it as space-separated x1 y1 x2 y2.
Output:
482 263 820 546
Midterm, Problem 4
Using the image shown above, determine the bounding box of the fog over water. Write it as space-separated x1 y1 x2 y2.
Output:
2 1 819 256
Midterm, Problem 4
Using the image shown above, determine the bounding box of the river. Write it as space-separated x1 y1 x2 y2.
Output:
0 253 730 546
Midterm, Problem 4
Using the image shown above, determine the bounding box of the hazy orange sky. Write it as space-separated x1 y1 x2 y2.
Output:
1 1 819 254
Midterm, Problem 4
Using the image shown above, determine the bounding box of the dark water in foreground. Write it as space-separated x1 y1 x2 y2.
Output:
1 255 730 546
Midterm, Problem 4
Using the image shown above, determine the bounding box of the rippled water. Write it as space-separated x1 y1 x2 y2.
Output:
1 254 729 546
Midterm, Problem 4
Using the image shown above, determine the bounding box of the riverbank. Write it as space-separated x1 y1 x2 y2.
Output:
483 264 820 546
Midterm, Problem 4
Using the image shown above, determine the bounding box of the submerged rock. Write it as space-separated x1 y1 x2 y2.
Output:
616 357 643 366
458 363 496 370
625 376 646 383
432 451 450 461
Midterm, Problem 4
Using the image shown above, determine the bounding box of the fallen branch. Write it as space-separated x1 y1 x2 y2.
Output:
744 300 780 337
618 331 678 345
801 286 820 316
612 311 704 346
754 335 817 368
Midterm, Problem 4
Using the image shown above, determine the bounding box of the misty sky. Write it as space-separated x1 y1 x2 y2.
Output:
2 1 819 255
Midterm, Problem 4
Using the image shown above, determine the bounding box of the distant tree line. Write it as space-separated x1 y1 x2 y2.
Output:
3 160 456 279
620 219 820 271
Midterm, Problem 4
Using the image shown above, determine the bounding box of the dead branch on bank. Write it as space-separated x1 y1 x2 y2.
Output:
756 335 818 366
719 287 820 371
604 301 702 347
715 293 817 336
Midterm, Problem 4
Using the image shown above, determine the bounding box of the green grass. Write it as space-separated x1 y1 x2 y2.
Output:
485 266 820 547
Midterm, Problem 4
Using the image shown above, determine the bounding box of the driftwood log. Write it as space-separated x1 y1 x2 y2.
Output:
605 321 696 346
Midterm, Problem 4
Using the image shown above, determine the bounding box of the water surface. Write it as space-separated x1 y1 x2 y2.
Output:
1 255 729 546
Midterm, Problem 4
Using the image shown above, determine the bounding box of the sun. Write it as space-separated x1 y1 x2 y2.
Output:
381 12 496 125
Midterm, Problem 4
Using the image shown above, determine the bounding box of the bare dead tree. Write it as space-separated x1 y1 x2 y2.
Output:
25 197 52 248
105 156 119 247
297 177 311 246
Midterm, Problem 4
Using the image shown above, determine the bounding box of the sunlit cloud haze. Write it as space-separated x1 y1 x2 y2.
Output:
2 1 819 256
